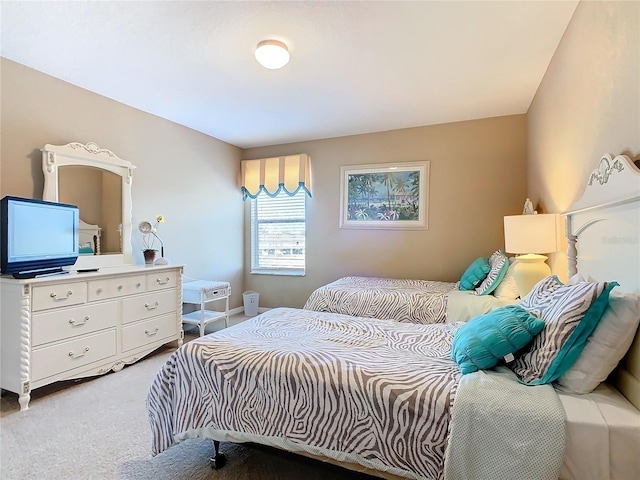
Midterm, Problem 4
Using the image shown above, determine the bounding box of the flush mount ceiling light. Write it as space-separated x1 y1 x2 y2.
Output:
255 40 290 69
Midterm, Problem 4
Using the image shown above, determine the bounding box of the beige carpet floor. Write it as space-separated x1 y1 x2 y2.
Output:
0 321 379 480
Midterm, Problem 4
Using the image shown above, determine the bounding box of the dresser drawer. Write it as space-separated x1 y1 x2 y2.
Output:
122 289 177 324
146 270 178 291
122 314 178 352
88 275 146 301
31 301 118 347
32 282 88 312
31 329 117 381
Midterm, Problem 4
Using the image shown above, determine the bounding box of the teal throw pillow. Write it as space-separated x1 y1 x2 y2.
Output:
459 257 491 291
451 305 545 375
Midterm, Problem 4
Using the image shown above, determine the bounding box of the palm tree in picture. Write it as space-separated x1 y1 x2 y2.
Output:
408 171 421 215
394 177 409 213
356 175 375 209
380 173 397 211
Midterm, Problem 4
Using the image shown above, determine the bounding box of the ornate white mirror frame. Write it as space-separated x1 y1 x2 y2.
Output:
41 142 136 269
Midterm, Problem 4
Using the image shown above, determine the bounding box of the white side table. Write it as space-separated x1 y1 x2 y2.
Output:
181 280 231 336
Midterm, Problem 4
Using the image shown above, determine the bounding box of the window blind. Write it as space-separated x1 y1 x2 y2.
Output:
250 190 306 275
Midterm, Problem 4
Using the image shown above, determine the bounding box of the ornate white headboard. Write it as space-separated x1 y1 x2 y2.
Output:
564 153 640 408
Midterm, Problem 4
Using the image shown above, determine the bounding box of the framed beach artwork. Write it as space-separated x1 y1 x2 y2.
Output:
339 161 430 230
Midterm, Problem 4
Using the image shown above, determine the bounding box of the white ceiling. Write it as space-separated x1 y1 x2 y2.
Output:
1 1 579 149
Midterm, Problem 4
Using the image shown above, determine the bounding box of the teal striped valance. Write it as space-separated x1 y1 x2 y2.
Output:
240 154 312 200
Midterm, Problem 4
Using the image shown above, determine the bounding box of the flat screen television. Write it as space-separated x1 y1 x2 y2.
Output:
1 196 79 278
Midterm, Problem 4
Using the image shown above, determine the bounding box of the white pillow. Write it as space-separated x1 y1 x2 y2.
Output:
445 289 517 323
567 272 595 284
555 290 640 394
493 257 520 300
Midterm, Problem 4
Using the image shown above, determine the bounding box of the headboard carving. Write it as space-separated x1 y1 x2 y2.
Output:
588 154 625 186
563 153 640 409
567 154 639 213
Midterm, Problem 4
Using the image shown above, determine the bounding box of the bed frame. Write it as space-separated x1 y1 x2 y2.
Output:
211 153 640 479
564 153 640 410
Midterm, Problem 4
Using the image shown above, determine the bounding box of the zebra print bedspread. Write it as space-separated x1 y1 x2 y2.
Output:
147 307 461 479
303 276 457 324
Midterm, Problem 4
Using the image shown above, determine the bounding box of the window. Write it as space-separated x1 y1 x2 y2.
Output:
250 190 306 275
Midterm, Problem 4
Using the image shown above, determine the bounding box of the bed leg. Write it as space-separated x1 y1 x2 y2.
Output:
209 440 227 470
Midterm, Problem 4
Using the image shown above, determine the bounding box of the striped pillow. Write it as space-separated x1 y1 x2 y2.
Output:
510 276 617 385
475 250 509 296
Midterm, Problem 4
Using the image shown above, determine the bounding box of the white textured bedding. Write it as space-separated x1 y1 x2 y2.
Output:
303 276 456 324
445 366 565 480
558 383 640 480
445 289 517 323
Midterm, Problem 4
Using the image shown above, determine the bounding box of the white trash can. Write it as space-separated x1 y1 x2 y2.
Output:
242 291 260 316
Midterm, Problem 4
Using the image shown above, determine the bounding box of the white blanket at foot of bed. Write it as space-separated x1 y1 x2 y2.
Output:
444 366 566 480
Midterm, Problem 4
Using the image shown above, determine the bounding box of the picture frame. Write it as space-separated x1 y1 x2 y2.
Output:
339 161 430 230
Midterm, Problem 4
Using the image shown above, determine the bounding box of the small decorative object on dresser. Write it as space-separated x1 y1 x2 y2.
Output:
139 215 168 265
143 249 157 265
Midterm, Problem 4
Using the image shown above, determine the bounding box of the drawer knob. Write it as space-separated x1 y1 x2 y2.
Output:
96 288 103 294
68 347 89 359
69 316 90 326
117 285 123 290
145 301 160 310
50 290 73 300
136 283 142 288
145 327 159 336
156 277 170 285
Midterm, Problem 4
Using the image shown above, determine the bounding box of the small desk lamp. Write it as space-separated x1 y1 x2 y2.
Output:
503 213 561 297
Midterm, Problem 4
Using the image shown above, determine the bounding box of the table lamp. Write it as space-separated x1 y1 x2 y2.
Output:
503 213 561 297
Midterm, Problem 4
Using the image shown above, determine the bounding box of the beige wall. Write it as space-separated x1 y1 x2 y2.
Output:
528 0 640 280
1 59 533 311
244 115 528 308
0 58 246 308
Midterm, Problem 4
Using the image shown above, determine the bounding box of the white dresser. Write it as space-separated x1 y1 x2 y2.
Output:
0 264 183 410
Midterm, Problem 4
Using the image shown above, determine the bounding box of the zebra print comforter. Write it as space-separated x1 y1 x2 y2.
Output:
303 276 457 324
147 307 462 479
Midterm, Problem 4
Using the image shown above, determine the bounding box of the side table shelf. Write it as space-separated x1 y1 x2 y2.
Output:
181 280 230 337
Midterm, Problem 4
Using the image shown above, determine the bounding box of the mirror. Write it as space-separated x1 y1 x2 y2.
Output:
58 166 122 254
41 142 136 269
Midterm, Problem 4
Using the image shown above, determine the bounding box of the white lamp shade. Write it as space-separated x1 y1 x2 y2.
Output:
255 40 290 69
503 214 561 255
504 213 561 297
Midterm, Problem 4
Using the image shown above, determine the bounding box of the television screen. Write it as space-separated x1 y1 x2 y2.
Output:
1 196 79 278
